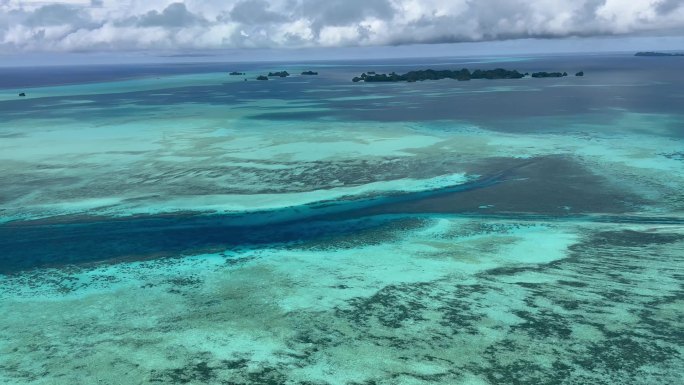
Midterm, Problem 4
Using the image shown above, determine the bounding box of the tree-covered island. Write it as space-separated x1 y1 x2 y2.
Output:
635 52 684 57
531 71 568 78
351 68 578 83
301 71 319 75
268 71 290 77
352 68 524 83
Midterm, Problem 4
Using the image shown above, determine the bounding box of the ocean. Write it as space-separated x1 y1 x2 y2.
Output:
0 54 682 384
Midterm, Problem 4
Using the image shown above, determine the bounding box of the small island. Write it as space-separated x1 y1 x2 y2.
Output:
352 68 526 83
301 71 318 75
256 75 269 81
531 71 567 78
229 71 245 76
635 52 684 57
268 71 290 77
352 68 582 83
18 92 26 97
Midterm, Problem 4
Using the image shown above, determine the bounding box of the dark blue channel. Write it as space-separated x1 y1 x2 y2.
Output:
1 159 682 274
0 162 521 274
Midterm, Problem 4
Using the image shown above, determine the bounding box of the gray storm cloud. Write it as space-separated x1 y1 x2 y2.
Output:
0 0 683 52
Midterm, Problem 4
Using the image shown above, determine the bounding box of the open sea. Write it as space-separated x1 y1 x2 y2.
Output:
0 54 682 384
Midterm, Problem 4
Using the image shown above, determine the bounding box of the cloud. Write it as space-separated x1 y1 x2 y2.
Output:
655 0 684 15
24 4 85 27
0 0 683 52
228 0 285 24
136 2 206 28
298 0 395 27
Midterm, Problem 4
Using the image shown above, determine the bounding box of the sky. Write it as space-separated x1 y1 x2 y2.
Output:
1 0 683 64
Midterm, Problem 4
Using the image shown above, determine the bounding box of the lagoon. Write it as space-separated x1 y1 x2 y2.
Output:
0 54 682 385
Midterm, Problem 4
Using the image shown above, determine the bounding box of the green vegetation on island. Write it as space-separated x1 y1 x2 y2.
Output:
229 71 245 75
352 68 526 83
268 71 290 77
635 52 684 57
351 68 584 83
301 71 319 75
256 75 269 81
531 71 568 78
18 92 26 97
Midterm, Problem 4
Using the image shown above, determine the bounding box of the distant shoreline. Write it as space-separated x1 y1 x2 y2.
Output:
635 52 684 57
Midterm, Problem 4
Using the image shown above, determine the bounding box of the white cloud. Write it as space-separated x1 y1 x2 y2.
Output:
318 25 361 46
0 0 682 52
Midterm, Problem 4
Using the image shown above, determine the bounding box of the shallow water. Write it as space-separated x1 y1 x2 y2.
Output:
0 54 683 384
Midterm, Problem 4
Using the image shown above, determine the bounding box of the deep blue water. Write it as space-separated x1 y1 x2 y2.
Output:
2 55 683 136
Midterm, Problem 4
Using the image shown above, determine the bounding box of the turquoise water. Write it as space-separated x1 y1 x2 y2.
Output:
0 55 683 384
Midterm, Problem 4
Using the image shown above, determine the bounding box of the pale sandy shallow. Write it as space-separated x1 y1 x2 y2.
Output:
1 61 683 384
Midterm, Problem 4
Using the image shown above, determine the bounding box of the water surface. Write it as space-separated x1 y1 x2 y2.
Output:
0 54 682 385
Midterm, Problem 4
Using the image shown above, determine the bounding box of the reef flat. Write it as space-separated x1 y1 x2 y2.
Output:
0 55 683 384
